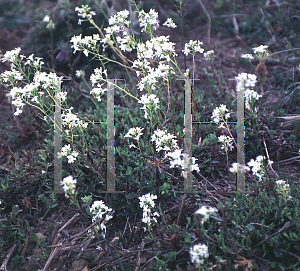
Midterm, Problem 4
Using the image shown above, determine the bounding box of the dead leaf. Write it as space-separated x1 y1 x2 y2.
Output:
234 255 253 271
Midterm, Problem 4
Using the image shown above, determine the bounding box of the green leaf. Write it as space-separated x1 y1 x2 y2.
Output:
29 231 38 242
273 248 284 258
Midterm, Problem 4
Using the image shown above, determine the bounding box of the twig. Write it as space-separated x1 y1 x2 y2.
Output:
70 220 99 242
125 225 138 249
212 13 246 18
176 194 186 225
263 138 278 178
198 0 211 46
253 217 300 248
43 245 62 271
134 241 145 271
232 16 239 34
21 236 30 256
77 236 95 257
0 244 17 271
51 222 62 245
71 211 115 242
58 213 80 233
272 156 300 166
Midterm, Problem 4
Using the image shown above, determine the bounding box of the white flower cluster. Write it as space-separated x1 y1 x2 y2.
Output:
150 129 200 176
25 54 44 67
136 35 176 61
230 156 273 181
58 144 79 164
2 47 21 62
163 18 176 28
70 33 101 57
275 180 291 199
182 40 204 56
190 243 209 266
55 91 67 101
89 200 113 237
75 5 96 25
195 205 218 224
61 175 77 198
235 73 260 111
1 48 61 116
138 9 159 33
203 50 214 61
229 162 250 174
184 69 190 78
218 135 234 152
241 45 269 61
109 10 130 26
34 71 61 89
43 15 55 29
276 180 289 190
241 53 254 60
138 193 160 231
138 94 159 118
247 155 273 181
211 104 230 128
125 127 144 141
104 10 136 52
135 61 174 91
151 129 179 153
247 155 264 177
90 67 107 102
75 70 85 78
90 67 107 85
132 34 176 90
1 69 23 84
167 149 200 177
252 45 269 54
61 107 88 130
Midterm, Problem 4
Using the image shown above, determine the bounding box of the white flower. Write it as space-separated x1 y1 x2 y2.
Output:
244 89 261 111
247 155 265 181
151 129 178 153
2 47 21 62
1 69 23 83
252 45 269 61
46 21 55 29
229 162 250 174
70 34 82 53
89 200 113 237
139 9 159 33
203 50 214 61
124 127 144 140
90 67 107 86
183 40 204 56
183 69 190 78
75 70 85 78
241 54 254 60
276 180 286 186
190 243 209 266
275 180 290 198
61 176 77 198
138 94 160 118
43 15 50 23
252 45 268 54
139 193 159 230
218 135 234 152
75 5 96 20
163 18 177 28
211 104 230 128
195 206 217 224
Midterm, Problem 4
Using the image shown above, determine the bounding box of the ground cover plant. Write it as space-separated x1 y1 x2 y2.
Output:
0 0 300 270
